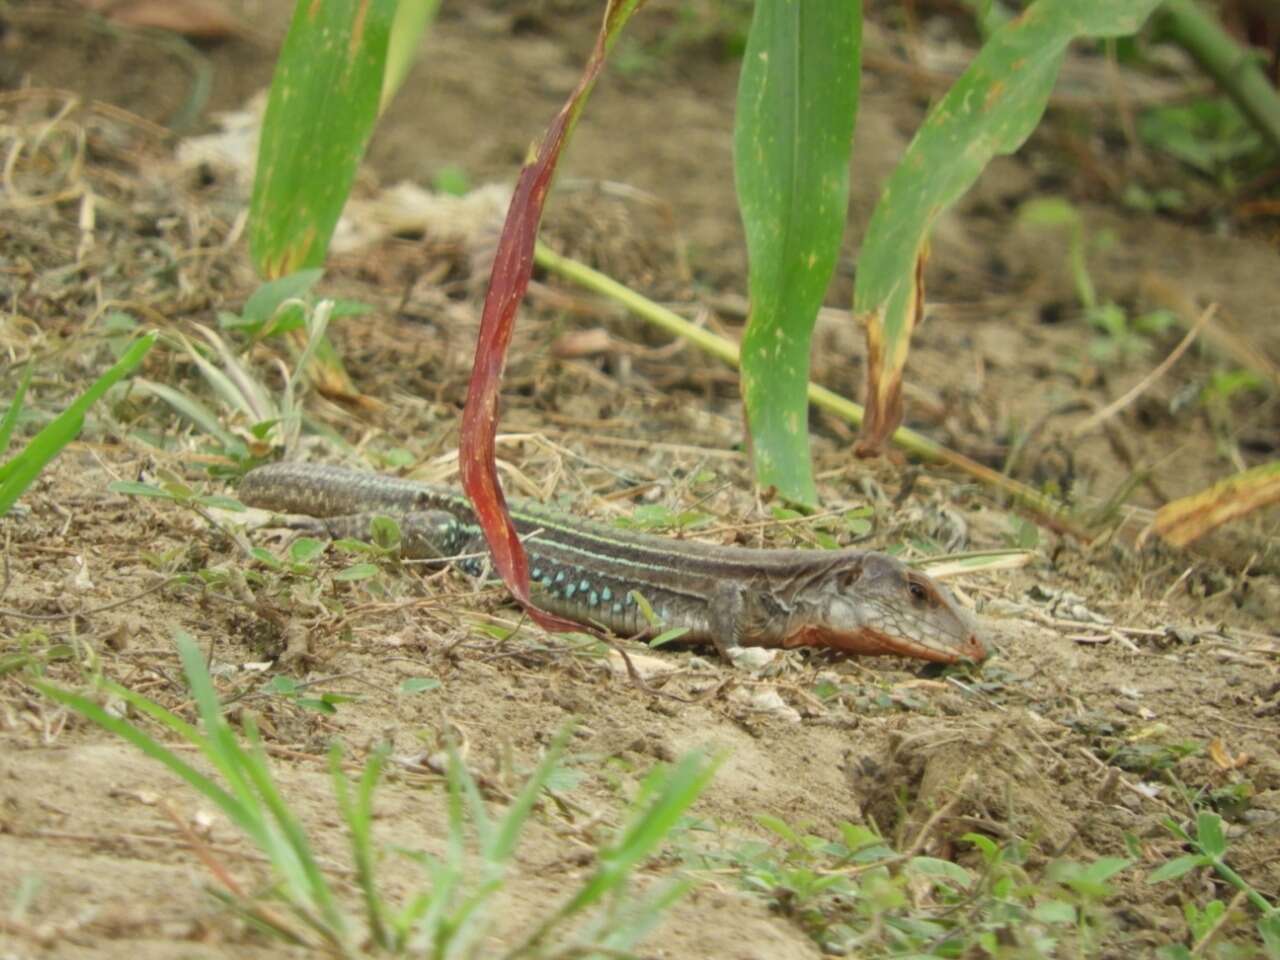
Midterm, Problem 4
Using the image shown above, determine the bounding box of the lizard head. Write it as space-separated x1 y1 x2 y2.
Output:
783 552 986 664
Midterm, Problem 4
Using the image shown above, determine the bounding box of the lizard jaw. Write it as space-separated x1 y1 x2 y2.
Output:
781 624 987 664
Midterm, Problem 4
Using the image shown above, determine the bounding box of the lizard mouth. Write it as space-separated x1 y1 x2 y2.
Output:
783 625 988 664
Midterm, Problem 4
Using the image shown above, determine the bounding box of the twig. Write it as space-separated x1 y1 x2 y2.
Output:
1071 304 1215 439
536 243 1085 539
0 575 187 621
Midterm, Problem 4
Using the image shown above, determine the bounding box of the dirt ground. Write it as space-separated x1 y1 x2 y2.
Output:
2 1 1278 957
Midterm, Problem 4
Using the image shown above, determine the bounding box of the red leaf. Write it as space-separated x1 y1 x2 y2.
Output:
460 1 647 634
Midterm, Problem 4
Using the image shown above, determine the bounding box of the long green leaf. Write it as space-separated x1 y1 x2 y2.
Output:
331 744 389 948
734 0 861 506
250 0 400 276
853 0 1163 452
561 751 715 918
0 332 156 516
0 362 31 455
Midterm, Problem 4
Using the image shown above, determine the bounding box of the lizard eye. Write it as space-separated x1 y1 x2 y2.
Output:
907 579 928 604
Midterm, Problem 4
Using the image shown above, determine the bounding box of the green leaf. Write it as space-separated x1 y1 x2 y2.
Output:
333 562 379 582
1017 196 1080 227
239 269 323 328
195 494 248 512
0 362 31 455
109 480 177 500
1147 853 1208 884
250 546 282 570
1194 810 1227 857
289 537 327 565
297 698 337 715
1032 899 1077 925
960 832 999 862
250 2 399 276
400 677 441 694
733 0 861 506
0 333 156 517
853 0 1164 450
432 164 471 197
1081 856 1133 884
907 856 973 887
267 675 300 695
369 515 402 551
839 823 884 853
756 814 803 847
629 590 663 630
648 626 690 649
1259 910 1280 958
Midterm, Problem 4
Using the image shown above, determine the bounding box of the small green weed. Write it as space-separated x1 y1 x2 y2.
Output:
1139 98 1266 182
612 502 715 533
132 277 362 467
33 631 718 955
259 674 361 716
1018 197 1178 365
678 814 1147 956
0 632 76 678
1149 811 1279 958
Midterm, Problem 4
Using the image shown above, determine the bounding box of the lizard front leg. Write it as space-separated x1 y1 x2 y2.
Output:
706 581 786 658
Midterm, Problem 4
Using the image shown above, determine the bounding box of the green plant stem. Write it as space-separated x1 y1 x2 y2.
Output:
1154 0 1280 153
534 242 1084 538
1202 852 1274 917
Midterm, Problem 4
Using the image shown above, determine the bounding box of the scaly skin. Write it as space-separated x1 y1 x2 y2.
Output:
240 463 986 664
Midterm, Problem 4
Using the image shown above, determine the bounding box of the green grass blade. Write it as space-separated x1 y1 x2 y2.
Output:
441 731 574 955
485 727 571 863
1259 910 1280 958
172 332 260 422
733 0 861 506
852 0 1163 451
0 362 31 455
173 634 264 809
449 741 493 853
101 678 206 746
250 0 400 276
31 680 256 837
569 751 715 911
243 723 348 940
0 413 82 510
0 332 155 516
382 0 442 110
130 378 240 450
514 751 717 954
331 743 389 948
187 326 277 423
592 876 691 952
171 638 325 910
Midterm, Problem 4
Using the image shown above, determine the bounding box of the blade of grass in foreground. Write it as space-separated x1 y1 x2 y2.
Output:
459 0 648 634
852 0 1164 455
0 362 32 455
0 332 156 517
734 0 861 507
36 632 711 953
